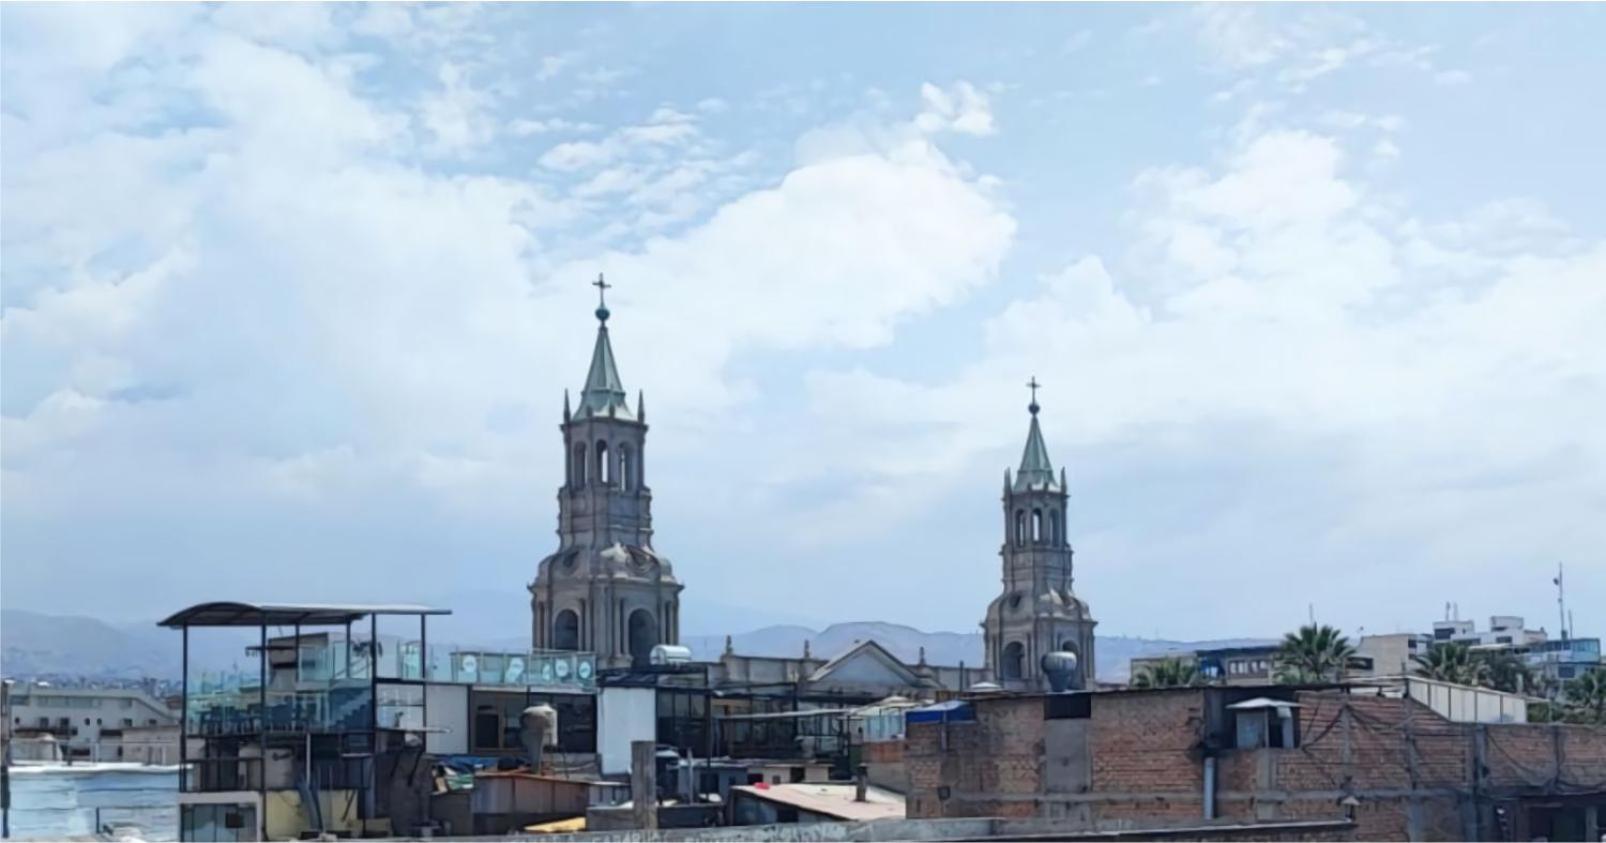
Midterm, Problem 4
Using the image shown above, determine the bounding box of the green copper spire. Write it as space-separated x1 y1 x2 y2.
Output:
1014 377 1059 492
574 274 634 421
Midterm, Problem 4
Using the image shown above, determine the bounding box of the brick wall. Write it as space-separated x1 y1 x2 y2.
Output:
904 686 1606 840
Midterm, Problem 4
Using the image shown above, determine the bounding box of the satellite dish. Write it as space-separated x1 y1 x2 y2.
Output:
1041 651 1079 693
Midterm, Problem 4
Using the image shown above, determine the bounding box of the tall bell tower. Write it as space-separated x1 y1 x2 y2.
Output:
530 276 683 668
982 379 1097 690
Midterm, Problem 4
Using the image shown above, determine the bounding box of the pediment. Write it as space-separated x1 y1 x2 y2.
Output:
808 640 920 687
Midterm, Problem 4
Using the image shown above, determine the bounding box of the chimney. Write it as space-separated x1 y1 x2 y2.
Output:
855 764 868 802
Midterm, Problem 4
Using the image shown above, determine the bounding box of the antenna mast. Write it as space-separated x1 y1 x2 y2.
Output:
1556 563 1568 641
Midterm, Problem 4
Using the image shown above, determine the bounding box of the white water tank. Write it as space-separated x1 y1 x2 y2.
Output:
650 644 692 666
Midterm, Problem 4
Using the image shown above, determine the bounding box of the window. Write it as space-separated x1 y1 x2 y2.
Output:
1014 510 1026 547
619 445 633 491
596 440 610 484
553 609 580 651
1032 509 1043 542
123 719 134 728
470 691 597 754
1049 510 1060 545
628 609 657 666
473 705 503 752
572 443 587 487
1002 642 1025 680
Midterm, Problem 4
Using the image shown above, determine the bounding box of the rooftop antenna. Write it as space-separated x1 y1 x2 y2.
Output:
1308 604 1315 624
1555 563 1568 642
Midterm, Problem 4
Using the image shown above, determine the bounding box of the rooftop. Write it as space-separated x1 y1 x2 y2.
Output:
731 782 905 822
158 601 450 628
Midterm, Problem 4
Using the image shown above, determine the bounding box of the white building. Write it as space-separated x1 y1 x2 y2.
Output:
4 682 179 761
1431 615 1548 648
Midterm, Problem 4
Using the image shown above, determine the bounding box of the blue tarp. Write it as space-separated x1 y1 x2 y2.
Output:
905 700 973 724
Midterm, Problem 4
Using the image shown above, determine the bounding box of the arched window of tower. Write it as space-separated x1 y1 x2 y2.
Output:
1049 509 1060 545
1032 508 1044 542
553 609 580 651
619 445 633 491
1014 510 1026 547
1002 642 1025 680
572 444 587 487
628 609 657 667
596 440 610 485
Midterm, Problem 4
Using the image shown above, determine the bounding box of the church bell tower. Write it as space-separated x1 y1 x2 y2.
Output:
982 379 1097 690
530 276 683 668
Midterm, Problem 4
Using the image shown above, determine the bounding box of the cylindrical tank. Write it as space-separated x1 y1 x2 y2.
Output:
649 644 693 666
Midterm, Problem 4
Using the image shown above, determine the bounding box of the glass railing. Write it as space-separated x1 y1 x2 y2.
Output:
185 644 597 733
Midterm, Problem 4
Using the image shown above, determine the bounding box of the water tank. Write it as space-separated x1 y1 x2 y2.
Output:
1040 651 1080 693
650 644 693 666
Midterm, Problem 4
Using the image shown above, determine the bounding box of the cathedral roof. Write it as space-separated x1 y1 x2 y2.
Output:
574 279 636 422
1014 404 1061 492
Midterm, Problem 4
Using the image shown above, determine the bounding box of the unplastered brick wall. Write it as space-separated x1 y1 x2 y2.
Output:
906 685 1606 835
1485 721 1606 791
1089 689 1205 793
905 695 1045 818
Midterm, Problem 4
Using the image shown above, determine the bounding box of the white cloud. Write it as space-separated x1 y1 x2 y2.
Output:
508 117 599 136
420 62 496 153
793 122 1606 598
914 81 997 137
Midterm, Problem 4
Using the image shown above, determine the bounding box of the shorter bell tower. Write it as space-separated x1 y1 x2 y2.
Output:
982 379 1097 690
530 276 683 669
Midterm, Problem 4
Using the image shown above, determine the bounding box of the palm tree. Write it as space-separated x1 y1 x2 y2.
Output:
1274 624 1356 684
1414 642 1489 687
1474 649 1533 695
1132 658 1201 689
1563 667 1606 724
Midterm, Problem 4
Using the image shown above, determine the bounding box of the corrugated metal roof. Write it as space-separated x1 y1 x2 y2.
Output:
157 601 451 628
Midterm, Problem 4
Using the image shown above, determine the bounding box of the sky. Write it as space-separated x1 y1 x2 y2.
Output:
2 3 1603 646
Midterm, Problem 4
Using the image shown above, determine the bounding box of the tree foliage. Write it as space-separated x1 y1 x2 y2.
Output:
1132 657 1202 689
1274 623 1356 684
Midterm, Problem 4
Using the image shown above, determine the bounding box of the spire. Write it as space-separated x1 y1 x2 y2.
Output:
1014 376 1058 492
637 390 645 423
563 389 571 423
574 274 634 421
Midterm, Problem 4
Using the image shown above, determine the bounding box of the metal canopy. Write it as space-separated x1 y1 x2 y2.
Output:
157 600 451 628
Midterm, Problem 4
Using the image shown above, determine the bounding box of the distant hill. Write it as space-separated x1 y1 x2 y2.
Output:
2 609 1271 683
683 621 1272 682
0 609 254 679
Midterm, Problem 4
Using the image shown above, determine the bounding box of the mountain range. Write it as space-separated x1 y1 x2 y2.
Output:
1 609 1271 683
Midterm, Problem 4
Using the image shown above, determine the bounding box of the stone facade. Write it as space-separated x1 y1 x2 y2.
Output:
530 288 682 668
982 393 1096 690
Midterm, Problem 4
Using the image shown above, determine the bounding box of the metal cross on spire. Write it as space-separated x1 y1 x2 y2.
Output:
593 273 612 322
1027 376 1042 414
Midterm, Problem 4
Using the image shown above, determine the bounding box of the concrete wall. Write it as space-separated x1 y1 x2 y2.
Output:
599 686 657 775
263 789 365 840
520 815 1354 842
